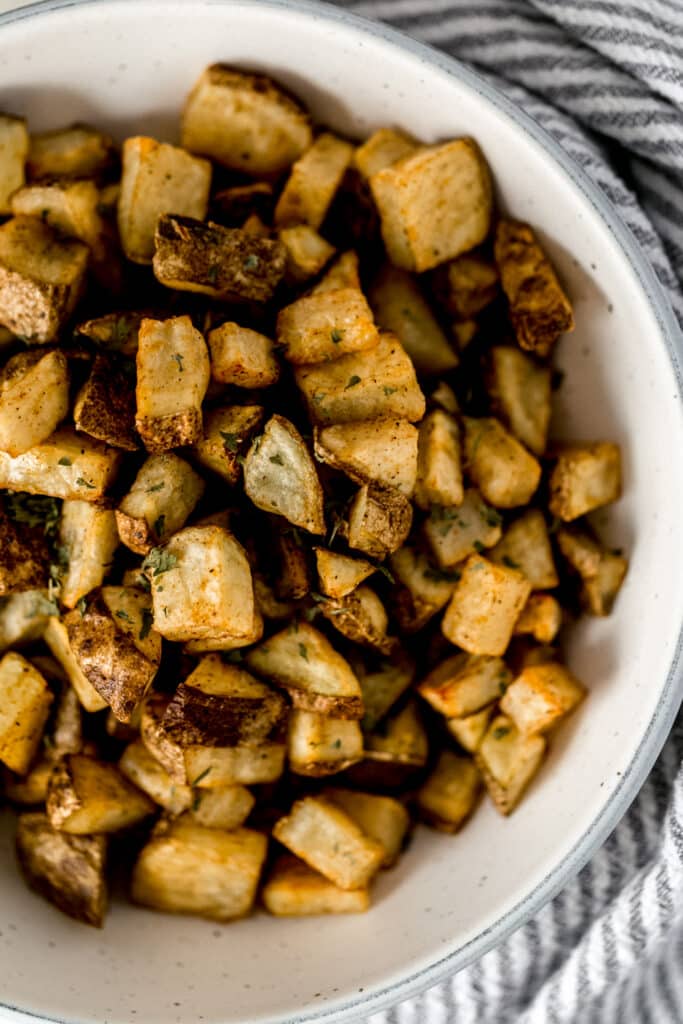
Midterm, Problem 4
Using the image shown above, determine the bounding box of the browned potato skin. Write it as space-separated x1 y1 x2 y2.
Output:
73 354 138 451
432 253 499 319
274 524 311 600
16 812 107 927
46 754 155 833
0 504 48 595
347 483 413 560
161 680 288 749
140 693 187 784
320 587 394 655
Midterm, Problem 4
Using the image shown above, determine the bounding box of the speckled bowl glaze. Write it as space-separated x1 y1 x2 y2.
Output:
0 1 682 1022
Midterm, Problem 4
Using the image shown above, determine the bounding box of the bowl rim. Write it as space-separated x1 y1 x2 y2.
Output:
1 0 683 1022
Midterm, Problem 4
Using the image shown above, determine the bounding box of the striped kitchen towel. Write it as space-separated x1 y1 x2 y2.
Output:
330 1 683 1021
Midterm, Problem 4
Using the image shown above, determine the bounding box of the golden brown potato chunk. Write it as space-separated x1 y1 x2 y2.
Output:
278 225 335 283
463 416 541 508
419 653 511 719
208 322 280 388
0 652 53 774
46 754 155 834
314 547 374 600
415 409 463 509
76 310 146 357
277 286 379 365
556 525 628 616
119 739 192 815
513 593 562 644
353 128 417 180
487 346 552 456
389 543 459 633
500 662 585 736
43 619 108 714
432 253 498 319
73 355 138 451
423 487 502 569
58 501 119 609
324 788 410 867
314 418 418 497
446 705 495 754
11 178 105 259
116 453 205 555
417 751 482 832
319 585 394 655
0 114 28 214
489 509 558 590
27 124 115 181
347 482 413 560
187 784 255 830
275 132 354 229
193 404 264 486
0 427 121 502
476 714 546 814
287 709 364 776
548 443 622 521
442 554 531 656
355 653 415 733
263 854 369 916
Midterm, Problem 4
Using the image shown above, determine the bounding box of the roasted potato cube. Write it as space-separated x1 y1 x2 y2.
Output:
278 225 335 283
132 818 267 921
118 137 211 263
0 590 55 653
273 796 384 890
275 132 354 229
489 509 558 590
76 310 146 357
273 524 311 600
446 705 494 754
0 427 121 501
154 215 286 303
181 65 312 176
314 418 418 497
254 574 296 621
423 487 502 569
247 620 363 719
419 653 511 719
59 501 119 609
47 754 154 834
487 347 551 456
188 784 255 830
244 414 325 535
4 758 53 805
476 714 546 814
16 812 107 927
73 355 137 451
320 586 393 654
415 409 463 509
51 683 84 757
500 662 584 736
363 700 428 768
0 503 49 595
314 547 374 599
296 333 425 425
442 555 531 656
347 482 413 560
263 854 369 916
369 265 458 375
464 417 541 508
549 443 622 521
182 602 264 653
135 315 210 452
212 181 274 226
0 217 88 344
370 139 492 272
11 178 104 252
147 526 255 643
27 124 115 181
139 693 186 783
417 751 482 832
353 128 417 180
556 525 628 616
312 249 361 294
389 544 459 633
0 348 69 457
0 114 28 213
324 788 409 867
43 618 107 713
513 593 562 644
183 741 285 787
119 738 192 815
0 652 53 774
208 322 280 388
432 253 498 319
288 710 363 776
116 454 205 555
354 653 415 733
277 287 379 365
193 404 264 485
494 219 574 357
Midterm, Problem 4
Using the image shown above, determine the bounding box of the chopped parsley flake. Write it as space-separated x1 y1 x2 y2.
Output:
298 642 308 661
147 482 165 493
473 540 486 554
172 353 184 372
191 767 212 786
76 596 88 617
220 431 240 453
58 457 72 466
139 609 154 641
493 726 511 740
269 453 284 466
330 329 344 345
502 555 520 569
243 254 260 272
76 477 95 489
207 264 219 284
4 493 60 537
142 547 178 578
383 386 398 396
344 375 361 390
154 514 166 537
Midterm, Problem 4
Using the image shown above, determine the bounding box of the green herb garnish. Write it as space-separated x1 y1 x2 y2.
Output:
493 726 511 740
330 329 343 345
58 457 72 466
191 767 212 786
147 482 165 493
207 264 219 284
116 609 133 623
298 642 308 661
269 453 284 466
220 431 240 453
172 353 184 372
154 514 166 537
76 477 95 490
502 555 520 569
142 547 178 577
139 609 153 641
243 253 260 272
344 375 361 390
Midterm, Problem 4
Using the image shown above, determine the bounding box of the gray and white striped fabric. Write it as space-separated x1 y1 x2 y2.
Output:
331 1 683 1021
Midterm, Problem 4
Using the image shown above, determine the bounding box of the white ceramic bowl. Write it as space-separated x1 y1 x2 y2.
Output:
1 2 683 1022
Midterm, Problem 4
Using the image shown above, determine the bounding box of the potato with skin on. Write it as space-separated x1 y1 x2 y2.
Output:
549 443 622 522
423 487 502 570
73 355 138 451
463 417 541 509
370 138 492 272
324 788 410 867
487 347 552 456
432 253 499 319
0 115 28 214
187 785 255 830
0 217 88 344
275 132 354 229
320 585 394 655
442 555 532 656
277 287 380 366
16 812 107 927
447 705 495 754
46 754 155 834
415 409 463 510
116 454 205 555
11 178 107 262
244 415 325 535
476 714 547 815
278 225 335 283
288 710 364 776
314 419 418 497
263 854 370 916
132 818 268 921
117 137 211 263
44 619 108 714
58 501 119 609
0 504 49 596
135 315 210 452
27 124 115 181
207 322 280 388
76 310 146 358
353 127 417 180
347 481 413 560
513 593 562 644
494 219 574 358
181 65 312 177
0 426 121 502
418 653 512 719
295 333 426 426
0 652 53 774
556 525 628 616
389 543 459 633
119 738 192 815
273 524 311 600
500 662 585 737
139 693 186 784
193 404 264 486
314 547 375 599
489 509 558 590
0 348 69 458
417 751 482 833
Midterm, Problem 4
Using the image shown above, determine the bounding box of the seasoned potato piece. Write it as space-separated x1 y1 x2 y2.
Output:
183 741 285 787
193 404 264 485
314 419 418 497
363 700 428 768
353 128 417 179
463 417 541 508
154 215 286 303
208 322 280 388
4 758 53 805
548 443 622 521
119 739 192 815
489 509 558 590
556 525 628 616
16 812 107 927
188 785 255 830
182 603 264 653
277 287 379 365
133 818 267 921
59 501 119 609
417 751 482 832
0 348 69 456
446 705 495 754
288 710 363 776
442 555 531 656
28 124 115 181
314 547 374 599
324 788 409 867
11 178 105 252
432 253 498 319
369 265 458 375
244 415 325 535
0 590 54 653
0 652 53 774
273 525 311 600
147 526 255 643
278 225 335 283
0 217 88 344
0 504 48 595
247 620 363 719
118 137 211 263
419 653 511 718
44 619 107 713
415 409 463 510
389 544 459 633
47 754 154 834
0 114 28 213
500 662 584 736
312 250 361 294
423 487 502 569
494 219 574 357
76 310 146 358
73 355 137 451
275 132 354 229
352 652 415 733
182 65 312 176
212 181 274 225
0 427 121 501
116 454 205 555
476 714 546 814
452 319 478 350
370 139 492 272
296 333 425 425
320 586 393 654
513 593 562 644
139 693 186 783
254 574 296 621
487 347 551 456
51 683 84 757
135 315 210 452
263 854 369 916
273 796 384 890
347 482 413 560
